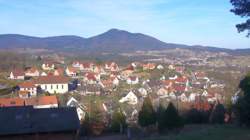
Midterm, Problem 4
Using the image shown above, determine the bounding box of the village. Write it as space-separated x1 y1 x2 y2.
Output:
0 55 229 125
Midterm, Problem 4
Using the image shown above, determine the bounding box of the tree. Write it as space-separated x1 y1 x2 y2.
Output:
185 108 211 124
157 104 166 132
230 0 250 36
185 108 203 124
138 96 156 127
210 103 226 124
235 72 250 126
164 102 184 130
110 109 127 133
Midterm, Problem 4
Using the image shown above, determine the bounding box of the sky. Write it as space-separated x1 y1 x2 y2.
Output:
0 0 249 49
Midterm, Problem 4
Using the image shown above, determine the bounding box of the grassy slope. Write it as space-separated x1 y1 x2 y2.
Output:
145 125 250 140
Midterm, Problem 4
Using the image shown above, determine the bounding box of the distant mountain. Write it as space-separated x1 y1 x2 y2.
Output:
0 28 249 55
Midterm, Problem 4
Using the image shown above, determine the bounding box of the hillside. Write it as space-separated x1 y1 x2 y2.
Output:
0 29 249 55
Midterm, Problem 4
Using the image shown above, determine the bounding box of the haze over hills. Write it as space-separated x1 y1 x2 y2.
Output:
0 29 249 55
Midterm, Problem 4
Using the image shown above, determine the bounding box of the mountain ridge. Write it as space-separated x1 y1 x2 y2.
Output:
0 29 249 55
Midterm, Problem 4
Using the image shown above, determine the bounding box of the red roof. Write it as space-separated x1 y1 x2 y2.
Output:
173 84 186 92
19 81 36 88
175 66 185 72
25 96 58 106
0 98 25 107
192 102 212 111
34 76 69 84
175 77 188 83
129 76 138 81
11 69 24 77
26 67 39 73
85 72 96 81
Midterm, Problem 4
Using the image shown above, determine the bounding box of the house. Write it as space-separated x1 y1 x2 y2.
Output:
105 62 119 72
157 64 164 70
18 81 37 98
9 69 25 80
188 93 199 102
34 76 69 94
0 106 80 140
138 88 147 97
178 93 188 102
121 66 134 78
119 91 138 105
42 62 55 70
81 84 102 95
175 76 189 85
66 66 77 77
54 68 64 76
40 71 48 76
72 61 82 68
25 67 40 77
157 87 169 96
175 66 185 74
195 72 208 80
126 76 139 85
80 62 95 71
0 98 25 107
168 64 175 70
67 97 86 121
25 96 58 108
143 63 156 70
173 84 187 92
84 72 100 84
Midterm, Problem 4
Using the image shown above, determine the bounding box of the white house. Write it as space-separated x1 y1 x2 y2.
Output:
42 62 55 70
65 66 77 77
157 87 169 96
126 76 139 85
138 88 147 97
67 97 86 121
40 72 48 76
157 64 164 70
178 93 188 102
18 81 37 98
188 93 199 102
9 70 25 80
119 91 138 105
34 76 69 94
25 67 40 77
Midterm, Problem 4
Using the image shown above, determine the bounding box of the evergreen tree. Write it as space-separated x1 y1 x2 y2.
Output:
210 103 226 124
164 102 184 130
138 96 156 127
157 104 166 132
185 108 203 124
235 72 250 126
110 109 127 133
230 0 250 37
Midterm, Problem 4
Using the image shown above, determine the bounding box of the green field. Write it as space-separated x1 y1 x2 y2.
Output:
144 125 250 140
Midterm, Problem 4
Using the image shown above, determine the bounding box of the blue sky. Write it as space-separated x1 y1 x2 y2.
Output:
0 0 249 49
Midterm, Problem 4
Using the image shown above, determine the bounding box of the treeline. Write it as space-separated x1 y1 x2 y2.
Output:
78 96 228 137
0 51 33 72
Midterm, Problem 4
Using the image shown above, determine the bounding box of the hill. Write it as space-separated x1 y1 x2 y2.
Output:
0 29 249 55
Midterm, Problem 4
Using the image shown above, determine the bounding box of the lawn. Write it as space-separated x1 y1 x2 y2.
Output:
143 125 250 140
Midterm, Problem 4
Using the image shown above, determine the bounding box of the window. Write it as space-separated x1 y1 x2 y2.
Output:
51 85 53 89
56 85 58 89
61 84 64 89
45 85 47 90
